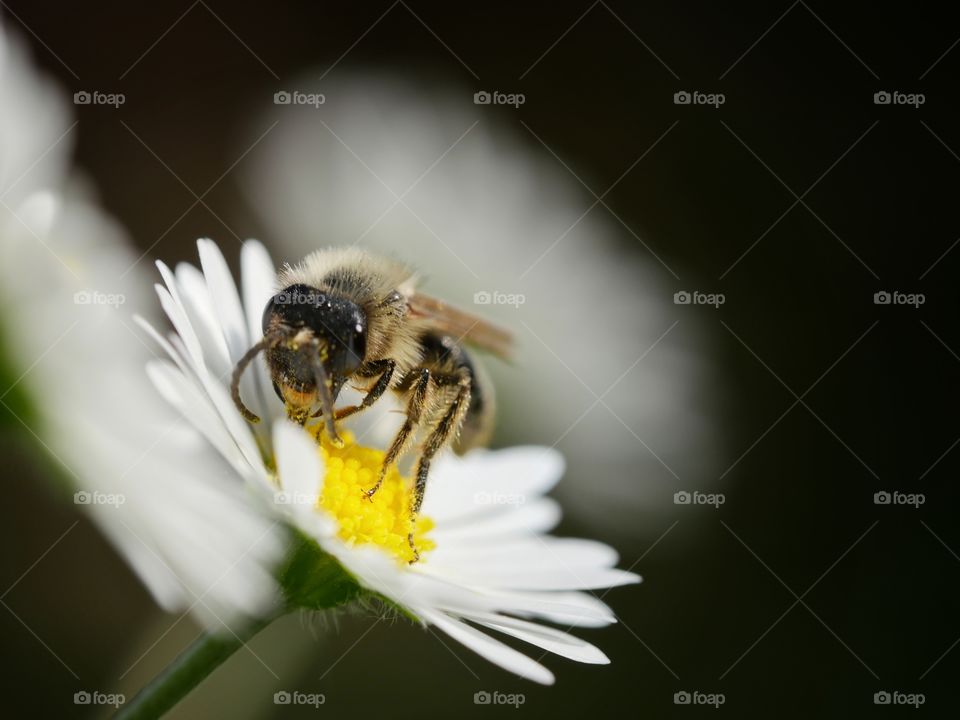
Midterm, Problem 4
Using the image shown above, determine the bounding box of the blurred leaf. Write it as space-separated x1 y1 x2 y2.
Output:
0 321 37 430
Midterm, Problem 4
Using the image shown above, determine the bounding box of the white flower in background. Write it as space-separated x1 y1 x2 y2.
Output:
143 238 640 683
243 73 718 529
0 19 283 632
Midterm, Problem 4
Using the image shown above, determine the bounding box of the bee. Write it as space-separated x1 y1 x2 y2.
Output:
231 248 513 560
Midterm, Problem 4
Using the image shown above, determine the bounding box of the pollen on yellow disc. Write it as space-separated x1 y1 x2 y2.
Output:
313 430 435 564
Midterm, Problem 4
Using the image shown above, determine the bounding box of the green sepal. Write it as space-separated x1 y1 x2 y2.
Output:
279 528 363 610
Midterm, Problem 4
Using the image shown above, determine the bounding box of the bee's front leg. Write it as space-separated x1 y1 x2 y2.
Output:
332 359 395 421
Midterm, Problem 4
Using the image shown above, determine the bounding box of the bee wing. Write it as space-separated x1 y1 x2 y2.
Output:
407 292 514 361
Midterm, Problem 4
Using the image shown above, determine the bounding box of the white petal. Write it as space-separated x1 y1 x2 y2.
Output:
438 536 620 568
274 421 322 498
197 362 267 477
140 314 266 482
273 422 335 537
197 238 249 362
240 239 277 342
174 261 232 377
135 315 199 386
463 611 609 664
239 239 281 429
154 276 205 372
418 608 555 685
432 498 562 542
428 537 640 590
480 590 619 628
451 565 638 591
422 446 565 523
429 535 639 590
146 359 248 476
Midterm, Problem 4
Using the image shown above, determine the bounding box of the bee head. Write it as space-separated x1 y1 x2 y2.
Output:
232 283 366 441
263 283 367 382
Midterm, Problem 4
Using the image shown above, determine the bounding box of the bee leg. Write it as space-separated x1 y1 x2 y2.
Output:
408 374 471 562
332 359 395 421
363 368 431 499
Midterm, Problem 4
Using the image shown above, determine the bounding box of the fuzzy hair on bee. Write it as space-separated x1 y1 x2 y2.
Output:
231 246 512 561
277 247 426 378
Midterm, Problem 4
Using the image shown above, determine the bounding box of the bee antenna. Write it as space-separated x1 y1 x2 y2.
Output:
231 331 282 423
310 348 342 445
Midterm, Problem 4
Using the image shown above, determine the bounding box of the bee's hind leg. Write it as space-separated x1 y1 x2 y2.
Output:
407 372 471 562
363 367 431 499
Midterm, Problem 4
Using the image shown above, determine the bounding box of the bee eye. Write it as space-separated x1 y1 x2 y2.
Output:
261 296 276 335
262 283 322 334
340 321 366 374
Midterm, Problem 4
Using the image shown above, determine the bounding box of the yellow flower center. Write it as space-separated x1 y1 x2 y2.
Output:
312 430 435 563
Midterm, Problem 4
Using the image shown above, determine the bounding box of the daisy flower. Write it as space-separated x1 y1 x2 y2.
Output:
0 18 284 633
141 238 640 684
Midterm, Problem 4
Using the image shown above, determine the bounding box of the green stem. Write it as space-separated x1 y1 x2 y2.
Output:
114 534 361 719
114 615 278 720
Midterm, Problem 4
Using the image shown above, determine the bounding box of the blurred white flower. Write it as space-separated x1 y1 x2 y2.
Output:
143 238 640 683
243 73 718 528
0 19 284 632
